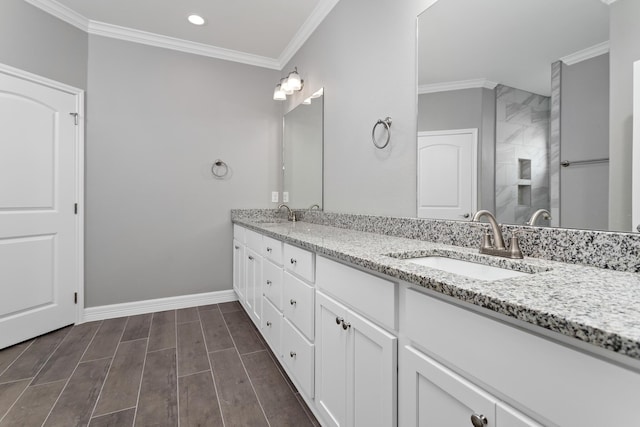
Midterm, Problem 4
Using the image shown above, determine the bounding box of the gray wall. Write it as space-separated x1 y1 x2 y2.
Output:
561 54 609 230
85 36 281 306
0 0 87 89
418 88 496 213
609 0 640 231
281 0 428 217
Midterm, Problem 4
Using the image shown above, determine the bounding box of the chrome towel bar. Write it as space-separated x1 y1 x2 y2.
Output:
560 158 609 167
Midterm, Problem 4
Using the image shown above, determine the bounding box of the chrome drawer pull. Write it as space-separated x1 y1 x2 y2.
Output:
470 414 488 427
234 245 240 249
341 320 351 330
290 299 296 306
267 247 272 252
290 351 296 358
290 258 297 265
335 316 344 325
266 280 272 286
248 255 254 261
266 321 272 327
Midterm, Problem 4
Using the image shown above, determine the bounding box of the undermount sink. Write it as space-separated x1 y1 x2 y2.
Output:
407 256 531 281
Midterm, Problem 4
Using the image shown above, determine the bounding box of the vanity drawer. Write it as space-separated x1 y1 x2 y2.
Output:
262 297 282 357
316 256 397 331
284 243 315 283
405 288 640 427
282 318 315 398
245 229 263 252
262 236 283 266
263 260 283 311
233 224 246 244
283 272 315 340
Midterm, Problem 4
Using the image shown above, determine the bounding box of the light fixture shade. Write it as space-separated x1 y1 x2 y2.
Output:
282 77 294 95
287 70 302 91
273 84 286 101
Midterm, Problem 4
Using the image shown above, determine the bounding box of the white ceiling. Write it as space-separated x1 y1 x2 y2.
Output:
26 0 339 70
418 0 610 96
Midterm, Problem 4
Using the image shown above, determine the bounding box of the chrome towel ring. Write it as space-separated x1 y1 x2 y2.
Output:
211 159 229 178
372 117 392 149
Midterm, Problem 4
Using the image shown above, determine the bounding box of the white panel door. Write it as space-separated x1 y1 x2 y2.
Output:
347 307 397 427
399 345 496 427
633 60 640 232
0 68 79 349
417 129 477 220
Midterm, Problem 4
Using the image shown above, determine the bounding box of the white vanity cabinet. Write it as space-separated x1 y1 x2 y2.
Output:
400 287 640 427
315 256 398 427
232 225 245 302
400 345 541 427
315 291 397 427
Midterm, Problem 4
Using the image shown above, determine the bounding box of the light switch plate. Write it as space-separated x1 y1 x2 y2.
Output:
271 191 279 203
283 192 289 202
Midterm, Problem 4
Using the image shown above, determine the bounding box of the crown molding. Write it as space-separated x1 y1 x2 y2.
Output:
88 21 280 70
278 0 341 68
418 79 498 94
560 41 610 66
23 0 89 31
600 0 619 5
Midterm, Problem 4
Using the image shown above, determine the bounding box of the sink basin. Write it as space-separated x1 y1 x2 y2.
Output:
407 256 531 281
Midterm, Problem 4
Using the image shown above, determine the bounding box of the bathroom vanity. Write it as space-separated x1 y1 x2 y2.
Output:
232 211 640 427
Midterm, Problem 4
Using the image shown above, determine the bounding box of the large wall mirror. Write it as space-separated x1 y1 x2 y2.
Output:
417 0 637 232
283 88 324 209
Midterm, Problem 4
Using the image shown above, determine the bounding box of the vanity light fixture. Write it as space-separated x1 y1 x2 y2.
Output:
273 67 304 101
187 14 206 25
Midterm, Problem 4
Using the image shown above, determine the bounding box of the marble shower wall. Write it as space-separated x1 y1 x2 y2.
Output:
495 85 551 225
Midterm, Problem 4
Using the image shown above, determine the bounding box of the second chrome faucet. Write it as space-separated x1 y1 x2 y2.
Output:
471 210 523 259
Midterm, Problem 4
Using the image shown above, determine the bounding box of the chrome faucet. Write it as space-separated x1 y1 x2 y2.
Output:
526 209 551 226
471 210 523 259
278 203 296 222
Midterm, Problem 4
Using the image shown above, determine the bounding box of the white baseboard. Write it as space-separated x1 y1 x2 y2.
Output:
82 289 238 323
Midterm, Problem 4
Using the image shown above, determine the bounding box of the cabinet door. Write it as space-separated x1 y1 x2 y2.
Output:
245 247 262 327
315 292 349 427
347 308 397 427
232 240 245 301
496 403 543 427
399 345 496 427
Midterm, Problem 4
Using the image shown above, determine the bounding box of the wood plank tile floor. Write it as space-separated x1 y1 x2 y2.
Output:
0 301 320 427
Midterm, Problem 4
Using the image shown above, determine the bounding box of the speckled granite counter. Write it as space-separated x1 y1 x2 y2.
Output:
232 216 640 363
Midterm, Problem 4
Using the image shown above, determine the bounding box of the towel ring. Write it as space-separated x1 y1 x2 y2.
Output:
211 159 228 178
372 117 392 149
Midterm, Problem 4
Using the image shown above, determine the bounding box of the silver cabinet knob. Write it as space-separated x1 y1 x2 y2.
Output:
470 414 488 427
290 299 296 306
248 255 254 261
266 280 272 286
341 320 351 330
234 245 240 249
266 247 272 252
290 258 297 265
290 351 296 358
335 316 344 325
266 321 272 327
461 213 470 219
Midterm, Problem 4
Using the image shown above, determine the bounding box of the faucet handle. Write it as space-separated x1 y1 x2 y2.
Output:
508 234 524 259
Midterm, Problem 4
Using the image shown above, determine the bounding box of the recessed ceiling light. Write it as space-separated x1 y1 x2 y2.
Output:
188 14 206 26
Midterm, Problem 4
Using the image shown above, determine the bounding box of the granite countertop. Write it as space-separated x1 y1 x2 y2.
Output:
233 217 640 362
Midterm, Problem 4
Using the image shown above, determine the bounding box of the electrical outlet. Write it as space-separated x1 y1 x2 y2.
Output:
283 192 289 203
271 192 279 203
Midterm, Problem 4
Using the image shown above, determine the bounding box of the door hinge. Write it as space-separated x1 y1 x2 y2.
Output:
74 292 78 304
69 112 79 125
74 203 78 214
